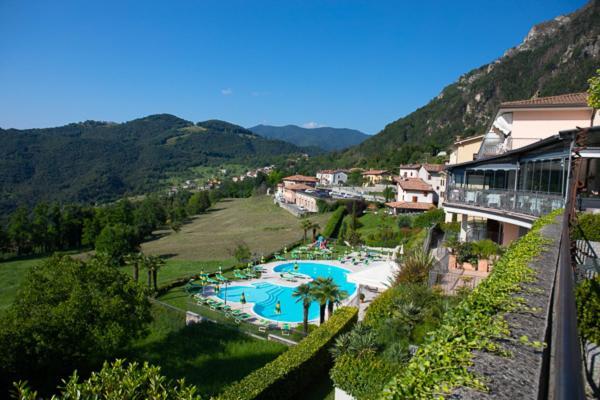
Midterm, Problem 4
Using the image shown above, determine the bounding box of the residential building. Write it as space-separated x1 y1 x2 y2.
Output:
477 92 598 158
316 169 348 186
362 169 391 186
276 175 319 204
444 127 600 246
295 189 335 213
399 164 421 178
418 164 446 204
386 177 436 214
448 135 484 164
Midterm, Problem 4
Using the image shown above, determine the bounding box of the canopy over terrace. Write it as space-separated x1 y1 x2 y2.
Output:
346 262 396 290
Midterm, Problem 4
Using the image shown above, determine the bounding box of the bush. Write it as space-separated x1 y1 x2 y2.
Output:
380 209 561 399
576 275 600 344
412 208 445 229
330 354 396 400
13 359 201 400
573 212 600 241
322 206 347 238
472 239 501 259
218 307 358 400
397 215 413 228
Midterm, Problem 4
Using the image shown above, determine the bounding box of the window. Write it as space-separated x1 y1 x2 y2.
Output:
428 174 431 180
412 196 418 202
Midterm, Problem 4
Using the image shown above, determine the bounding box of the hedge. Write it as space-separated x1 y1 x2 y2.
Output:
217 306 358 400
573 212 600 241
379 209 562 399
322 206 348 238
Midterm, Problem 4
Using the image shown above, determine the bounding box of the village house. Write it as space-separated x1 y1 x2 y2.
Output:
418 164 446 204
385 177 436 214
316 169 348 186
398 164 421 178
362 169 391 186
295 189 335 213
276 175 319 204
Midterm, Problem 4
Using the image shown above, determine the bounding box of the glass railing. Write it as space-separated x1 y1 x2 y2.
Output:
446 186 564 217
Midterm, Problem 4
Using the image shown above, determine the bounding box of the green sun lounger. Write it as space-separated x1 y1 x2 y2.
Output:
282 323 291 336
258 319 270 332
233 270 248 280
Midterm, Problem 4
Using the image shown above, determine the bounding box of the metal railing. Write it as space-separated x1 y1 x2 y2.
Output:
446 187 564 218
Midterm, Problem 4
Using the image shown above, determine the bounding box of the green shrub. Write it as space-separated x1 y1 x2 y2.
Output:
572 212 600 241
472 239 501 259
412 208 445 229
13 359 201 400
218 307 358 400
322 206 347 238
397 215 413 228
330 354 396 400
380 209 561 399
576 275 600 344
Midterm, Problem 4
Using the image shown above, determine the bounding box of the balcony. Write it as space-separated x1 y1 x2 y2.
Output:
446 186 565 218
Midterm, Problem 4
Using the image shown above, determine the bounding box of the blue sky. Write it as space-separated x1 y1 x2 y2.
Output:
0 0 587 134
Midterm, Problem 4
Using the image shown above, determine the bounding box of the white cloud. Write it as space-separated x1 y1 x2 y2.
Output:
302 121 323 129
221 88 233 95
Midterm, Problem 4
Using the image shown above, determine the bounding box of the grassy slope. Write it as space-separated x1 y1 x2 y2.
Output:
0 257 48 310
128 305 286 398
141 196 331 261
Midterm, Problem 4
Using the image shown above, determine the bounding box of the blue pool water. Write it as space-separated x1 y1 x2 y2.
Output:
215 262 356 323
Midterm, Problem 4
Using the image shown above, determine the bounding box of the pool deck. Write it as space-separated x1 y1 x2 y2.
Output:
195 254 397 326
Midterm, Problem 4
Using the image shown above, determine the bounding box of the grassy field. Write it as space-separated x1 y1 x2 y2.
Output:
142 196 331 261
0 256 49 310
129 304 287 398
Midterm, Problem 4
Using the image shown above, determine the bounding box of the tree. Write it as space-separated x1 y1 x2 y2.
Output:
231 242 252 265
576 275 600 345
311 222 321 242
292 283 313 334
148 255 165 292
0 256 151 393
7 206 32 255
300 219 313 242
317 278 347 319
347 170 364 187
13 359 200 400
383 186 395 203
390 249 435 285
311 277 331 325
94 223 139 265
588 68 600 126
124 252 143 282
187 191 211 215
31 202 51 253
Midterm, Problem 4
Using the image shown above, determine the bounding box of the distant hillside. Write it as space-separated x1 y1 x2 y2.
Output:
335 0 600 168
0 115 310 215
249 124 369 151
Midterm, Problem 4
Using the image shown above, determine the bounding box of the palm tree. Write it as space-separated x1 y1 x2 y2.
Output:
318 278 348 319
311 277 332 324
148 255 165 292
124 252 142 282
311 222 321 242
300 219 313 242
292 283 313 334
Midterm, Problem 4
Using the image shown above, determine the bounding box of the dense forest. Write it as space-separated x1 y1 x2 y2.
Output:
0 116 314 218
249 124 369 151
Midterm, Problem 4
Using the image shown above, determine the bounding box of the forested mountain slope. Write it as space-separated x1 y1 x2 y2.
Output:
0 115 308 215
249 124 369 151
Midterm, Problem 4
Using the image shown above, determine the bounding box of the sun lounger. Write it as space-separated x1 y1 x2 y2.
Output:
282 323 291 336
233 270 248 280
258 319 270 332
274 255 286 261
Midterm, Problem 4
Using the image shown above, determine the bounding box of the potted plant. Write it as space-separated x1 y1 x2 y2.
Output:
359 292 366 303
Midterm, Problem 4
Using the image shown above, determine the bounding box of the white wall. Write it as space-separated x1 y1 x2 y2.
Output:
397 187 434 203
399 168 419 178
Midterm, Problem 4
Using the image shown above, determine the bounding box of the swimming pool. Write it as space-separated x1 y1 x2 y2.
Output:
215 262 357 323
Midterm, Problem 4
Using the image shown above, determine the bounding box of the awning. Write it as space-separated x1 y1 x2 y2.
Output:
346 262 397 290
466 163 518 171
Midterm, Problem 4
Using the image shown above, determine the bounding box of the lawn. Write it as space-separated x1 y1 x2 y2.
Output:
0 256 48 310
142 196 331 261
128 304 287 398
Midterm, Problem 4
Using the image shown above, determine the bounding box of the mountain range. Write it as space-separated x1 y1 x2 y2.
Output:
249 124 369 151
0 116 310 216
328 0 600 168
